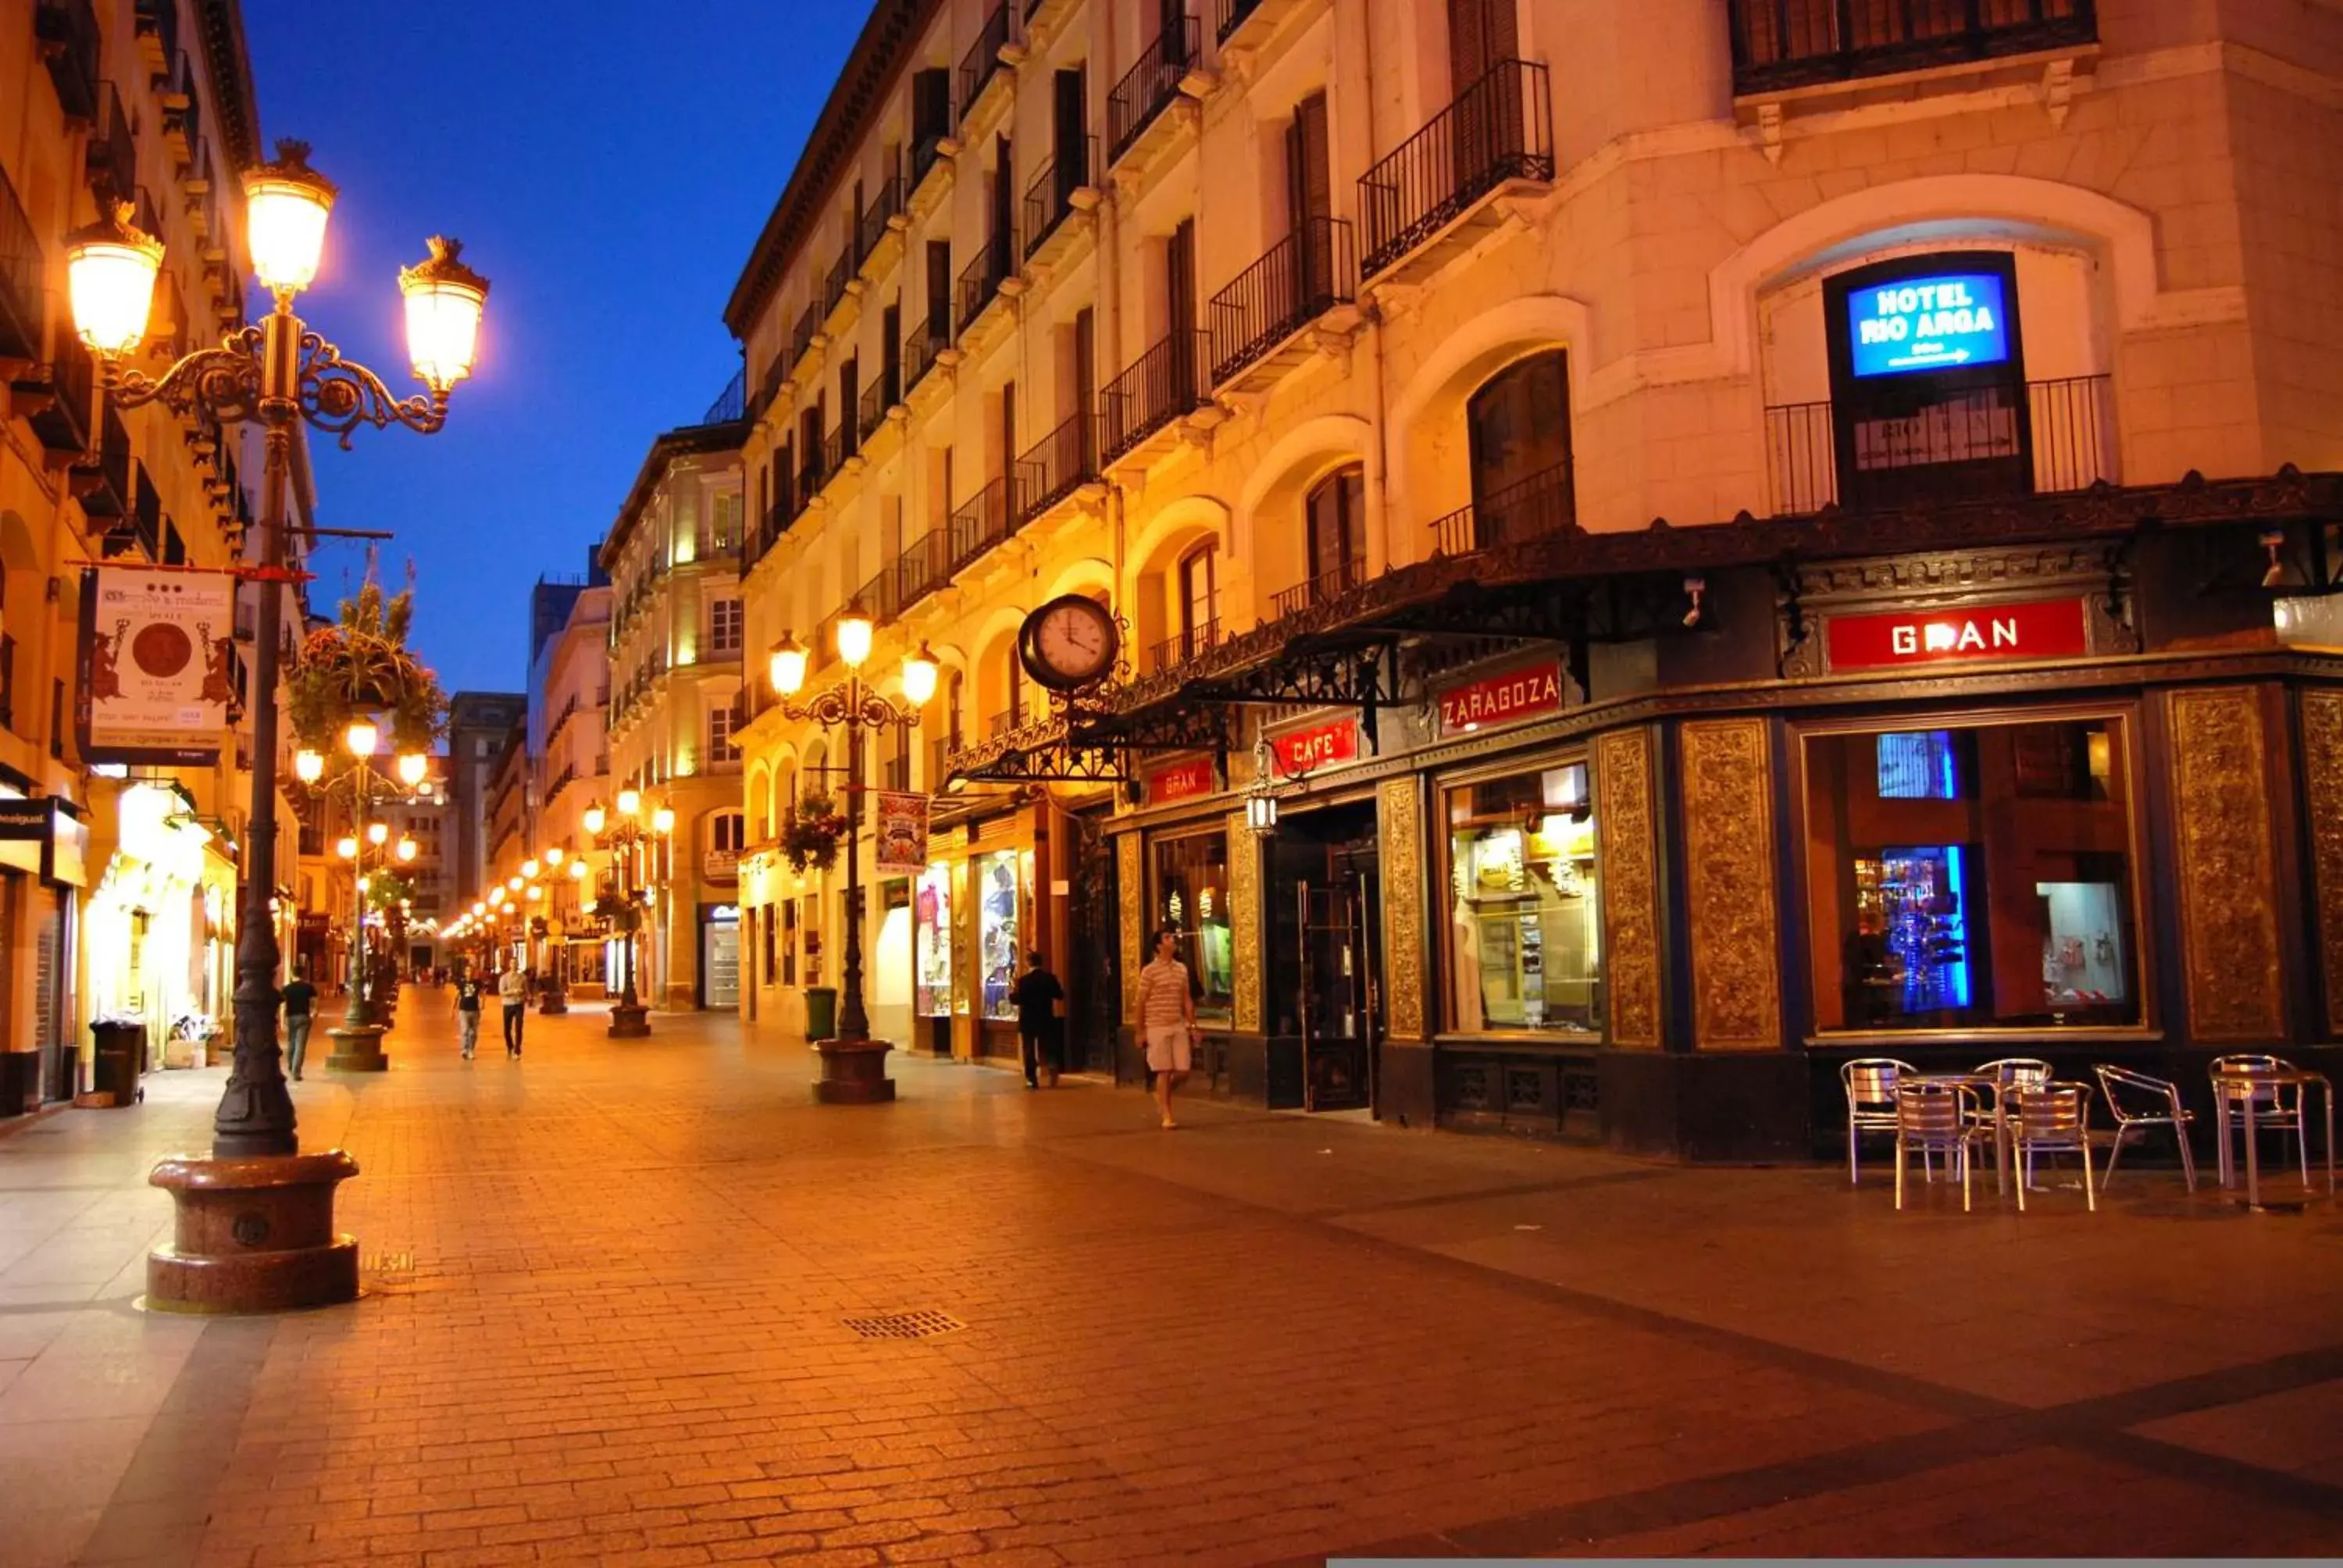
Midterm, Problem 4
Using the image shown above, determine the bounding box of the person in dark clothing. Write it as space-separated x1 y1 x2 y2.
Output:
280 964 318 1082
1010 950 1065 1089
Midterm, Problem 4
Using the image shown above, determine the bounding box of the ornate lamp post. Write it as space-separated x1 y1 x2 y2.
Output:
584 791 672 1038
768 615 936 1103
536 845 579 1014
67 141 485 1312
296 725 426 1057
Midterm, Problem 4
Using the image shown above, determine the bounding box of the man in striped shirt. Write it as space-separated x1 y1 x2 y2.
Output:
1135 928 1198 1129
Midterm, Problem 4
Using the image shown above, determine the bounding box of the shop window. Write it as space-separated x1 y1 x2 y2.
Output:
1465 350 1575 549
915 861 952 1017
1304 466 1365 602
1803 715 2141 1033
975 847 1022 1020
1443 760 1600 1034
1151 831 1234 1023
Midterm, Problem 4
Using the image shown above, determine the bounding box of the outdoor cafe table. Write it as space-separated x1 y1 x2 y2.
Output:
2210 1066 2336 1210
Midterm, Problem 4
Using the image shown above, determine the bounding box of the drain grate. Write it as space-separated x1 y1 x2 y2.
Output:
844 1310 965 1340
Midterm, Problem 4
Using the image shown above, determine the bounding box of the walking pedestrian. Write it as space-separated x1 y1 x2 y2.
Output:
280 963 317 1082
455 970 484 1060
498 965 528 1057
1011 950 1065 1089
1136 928 1197 1129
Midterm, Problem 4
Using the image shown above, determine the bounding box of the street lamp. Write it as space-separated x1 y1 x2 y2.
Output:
65 140 485 1204
767 615 932 1103
583 794 672 1037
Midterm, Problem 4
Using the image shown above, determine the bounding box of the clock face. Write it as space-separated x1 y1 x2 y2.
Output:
1020 595 1120 693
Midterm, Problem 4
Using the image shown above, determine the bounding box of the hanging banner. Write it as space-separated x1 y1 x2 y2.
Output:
873 791 932 875
78 567 234 767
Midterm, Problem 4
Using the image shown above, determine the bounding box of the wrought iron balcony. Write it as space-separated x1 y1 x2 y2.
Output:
1762 373 2114 515
911 129 952 194
1110 12 1201 166
822 419 857 477
1215 0 1263 41
956 232 1017 337
797 447 828 510
21 333 94 455
1428 461 1577 556
1359 59 1553 279
71 400 131 519
947 477 1014 575
1729 0 2097 96
1271 557 1362 618
1150 618 1221 673
0 163 43 366
897 529 951 614
959 2 1013 123
1015 413 1096 522
853 565 902 628
1023 137 1097 260
159 51 201 169
857 173 905 263
790 298 822 369
133 0 177 72
84 80 136 201
1099 330 1208 465
858 369 898 442
1208 217 1356 387
34 0 101 123
904 315 949 398
823 244 856 315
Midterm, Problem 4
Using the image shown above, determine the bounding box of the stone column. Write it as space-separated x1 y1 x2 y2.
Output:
2302 690 2343 1040
1378 775 1434 1125
2167 686 2286 1042
1595 726 1663 1050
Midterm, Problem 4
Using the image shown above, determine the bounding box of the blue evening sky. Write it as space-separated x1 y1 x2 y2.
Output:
242 2 868 696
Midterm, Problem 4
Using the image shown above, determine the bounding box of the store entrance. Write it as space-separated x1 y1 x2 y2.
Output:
1266 800 1381 1114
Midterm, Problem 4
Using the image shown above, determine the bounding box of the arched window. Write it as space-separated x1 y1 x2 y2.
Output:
1004 640 1026 730
1465 350 1574 547
1179 543 1219 656
1305 465 1366 603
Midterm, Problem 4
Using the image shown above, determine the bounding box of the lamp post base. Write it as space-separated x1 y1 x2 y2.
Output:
145 1150 360 1314
811 1039 896 1103
607 1003 651 1039
540 987 568 1016
323 1025 388 1073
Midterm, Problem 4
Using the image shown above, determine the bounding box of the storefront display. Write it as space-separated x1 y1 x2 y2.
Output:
1151 831 1233 1022
975 849 1021 1021
1803 716 2141 1032
1443 761 1600 1035
914 861 952 1016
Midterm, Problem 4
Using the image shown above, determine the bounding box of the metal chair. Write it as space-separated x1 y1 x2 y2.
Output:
1967 1058 2052 1192
2209 1054 2312 1190
1893 1080 1991 1212
2004 1082 2098 1213
1841 1058 1917 1185
2093 1065 2198 1193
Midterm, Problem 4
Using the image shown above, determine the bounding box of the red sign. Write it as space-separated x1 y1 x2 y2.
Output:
1439 664 1564 735
1825 597 2089 672
1269 716 1359 776
1145 757 1215 805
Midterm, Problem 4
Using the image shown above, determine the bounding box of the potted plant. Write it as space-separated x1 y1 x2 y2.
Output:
782 795 848 874
288 578 448 759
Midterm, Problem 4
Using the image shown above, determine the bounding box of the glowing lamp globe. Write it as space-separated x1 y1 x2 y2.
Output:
397 838 418 863
583 801 608 836
294 749 326 784
544 846 564 866
902 643 940 707
652 806 676 836
335 836 358 860
769 634 808 697
520 859 539 880
366 821 388 846
836 611 875 670
400 236 489 392
570 858 588 880
62 203 162 358
344 719 379 757
242 141 338 295
396 752 429 788
616 787 642 819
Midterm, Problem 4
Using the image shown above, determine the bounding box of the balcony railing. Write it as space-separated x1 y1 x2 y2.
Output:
26 332 95 454
748 498 788 565
1150 618 1221 673
159 52 201 169
1099 330 1207 464
956 233 1016 336
1015 413 1096 522
85 80 136 201
959 2 1012 120
1208 217 1357 385
0 162 45 365
1022 136 1096 259
821 420 855 478
1271 558 1362 618
911 128 951 192
133 0 177 67
790 298 822 367
1109 12 1200 165
1359 59 1553 278
1428 461 1578 556
904 317 948 397
1729 0 2097 95
797 447 828 508
702 365 746 425
854 565 902 628
1762 374 2114 515
824 245 856 315
1215 0 1264 42
858 173 904 262
73 400 131 518
35 0 101 123
858 370 897 441
947 477 1014 575
897 529 951 613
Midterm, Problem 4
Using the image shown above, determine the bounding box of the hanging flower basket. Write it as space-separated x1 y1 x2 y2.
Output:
782 795 848 874
287 580 447 754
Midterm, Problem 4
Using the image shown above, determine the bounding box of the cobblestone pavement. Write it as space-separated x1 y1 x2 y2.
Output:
2 992 2340 1565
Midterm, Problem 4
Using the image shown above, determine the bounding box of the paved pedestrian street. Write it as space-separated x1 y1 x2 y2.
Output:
2 996 2340 1566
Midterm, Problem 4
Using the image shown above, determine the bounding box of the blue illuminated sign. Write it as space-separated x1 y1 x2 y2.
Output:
1848 272 2010 378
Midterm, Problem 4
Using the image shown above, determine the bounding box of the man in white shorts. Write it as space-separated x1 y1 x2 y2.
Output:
1135 927 1198 1129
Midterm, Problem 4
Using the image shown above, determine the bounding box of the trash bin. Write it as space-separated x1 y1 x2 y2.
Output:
88 1021 144 1107
804 986 838 1042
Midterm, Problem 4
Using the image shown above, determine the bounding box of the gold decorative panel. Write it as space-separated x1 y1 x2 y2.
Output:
1116 832 1143 1026
2170 687 2284 1042
1596 727 1662 1049
2306 691 2343 1038
1225 815 1262 1034
1379 776 1426 1042
1678 718 1781 1050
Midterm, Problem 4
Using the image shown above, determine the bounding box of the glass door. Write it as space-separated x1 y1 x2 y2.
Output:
1296 878 1376 1112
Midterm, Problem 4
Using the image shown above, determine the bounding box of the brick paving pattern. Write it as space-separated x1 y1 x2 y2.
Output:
0 992 2338 1564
